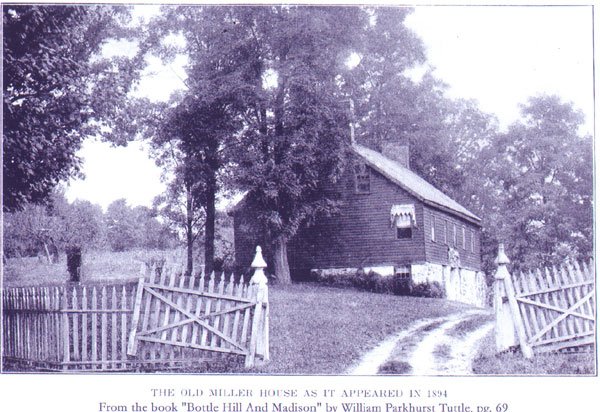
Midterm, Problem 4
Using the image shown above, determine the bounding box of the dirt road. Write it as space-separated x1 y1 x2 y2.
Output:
347 309 494 375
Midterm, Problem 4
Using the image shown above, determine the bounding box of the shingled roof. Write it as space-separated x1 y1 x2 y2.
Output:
352 144 481 225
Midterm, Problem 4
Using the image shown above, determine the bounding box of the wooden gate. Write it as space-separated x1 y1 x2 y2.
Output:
127 258 269 369
494 244 595 356
512 260 595 353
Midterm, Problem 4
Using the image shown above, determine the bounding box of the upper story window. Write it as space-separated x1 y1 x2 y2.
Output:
461 226 466 249
431 216 436 242
354 162 370 194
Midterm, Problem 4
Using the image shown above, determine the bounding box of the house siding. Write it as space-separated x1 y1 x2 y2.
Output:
423 206 482 271
289 162 427 276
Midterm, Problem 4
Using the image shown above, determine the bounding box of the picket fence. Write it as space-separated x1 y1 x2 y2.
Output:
2 247 270 372
3 282 138 371
494 244 595 357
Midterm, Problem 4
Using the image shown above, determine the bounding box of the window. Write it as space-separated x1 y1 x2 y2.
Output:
471 230 476 253
354 162 370 194
461 226 466 249
391 204 415 240
431 216 436 242
443 220 448 244
452 223 457 246
397 227 412 239
395 265 411 279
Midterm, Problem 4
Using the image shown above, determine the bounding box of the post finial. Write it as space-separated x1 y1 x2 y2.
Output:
495 243 510 265
251 245 268 269
250 245 268 286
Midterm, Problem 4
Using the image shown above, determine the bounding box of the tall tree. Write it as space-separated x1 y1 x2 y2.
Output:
222 6 366 283
341 8 500 200
477 95 593 271
344 7 427 147
145 6 248 275
152 163 206 275
3 5 143 211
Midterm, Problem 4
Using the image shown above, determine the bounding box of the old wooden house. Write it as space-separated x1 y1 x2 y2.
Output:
232 143 487 306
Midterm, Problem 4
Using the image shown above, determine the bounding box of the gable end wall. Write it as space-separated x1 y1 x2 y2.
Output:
289 162 427 275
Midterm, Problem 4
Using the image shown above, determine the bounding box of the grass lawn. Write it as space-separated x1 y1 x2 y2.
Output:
241 283 469 374
472 331 596 375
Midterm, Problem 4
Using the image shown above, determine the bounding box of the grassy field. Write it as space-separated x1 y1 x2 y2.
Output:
472 331 596 375
3 249 182 287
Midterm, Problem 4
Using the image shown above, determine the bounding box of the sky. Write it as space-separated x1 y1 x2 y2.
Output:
64 4 595 211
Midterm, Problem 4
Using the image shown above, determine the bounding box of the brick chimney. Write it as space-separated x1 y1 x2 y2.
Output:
381 142 410 169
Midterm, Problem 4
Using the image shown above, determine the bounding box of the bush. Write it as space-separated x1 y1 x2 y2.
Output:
410 280 446 298
314 268 446 299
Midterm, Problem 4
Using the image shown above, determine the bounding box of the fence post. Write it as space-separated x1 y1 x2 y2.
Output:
245 246 270 368
494 244 533 358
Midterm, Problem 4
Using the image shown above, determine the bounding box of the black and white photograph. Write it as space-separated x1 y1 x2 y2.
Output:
1 1 597 408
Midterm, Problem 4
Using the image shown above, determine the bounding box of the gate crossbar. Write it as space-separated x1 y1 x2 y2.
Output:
132 286 249 353
526 290 595 344
515 296 595 322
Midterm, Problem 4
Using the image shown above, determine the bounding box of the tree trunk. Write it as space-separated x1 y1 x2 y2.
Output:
204 176 216 275
186 187 194 276
273 236 292 284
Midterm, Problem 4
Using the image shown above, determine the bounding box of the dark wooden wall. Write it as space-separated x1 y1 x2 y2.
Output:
422 205 482 271
288 163 428 276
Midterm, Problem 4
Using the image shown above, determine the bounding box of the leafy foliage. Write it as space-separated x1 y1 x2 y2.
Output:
3 193 176 259
209 6 370 282
471 95 593 272
143 6 247 275
315 269 446 298
3 5 143 211
105 199 177 252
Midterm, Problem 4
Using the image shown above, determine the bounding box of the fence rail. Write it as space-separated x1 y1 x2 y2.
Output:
494 244 595 357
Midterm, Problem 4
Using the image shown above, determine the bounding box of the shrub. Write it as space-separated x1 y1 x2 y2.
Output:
410 280 446 298
314 268 446 299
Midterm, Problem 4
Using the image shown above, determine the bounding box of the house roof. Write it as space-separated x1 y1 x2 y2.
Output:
352 144 481 225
